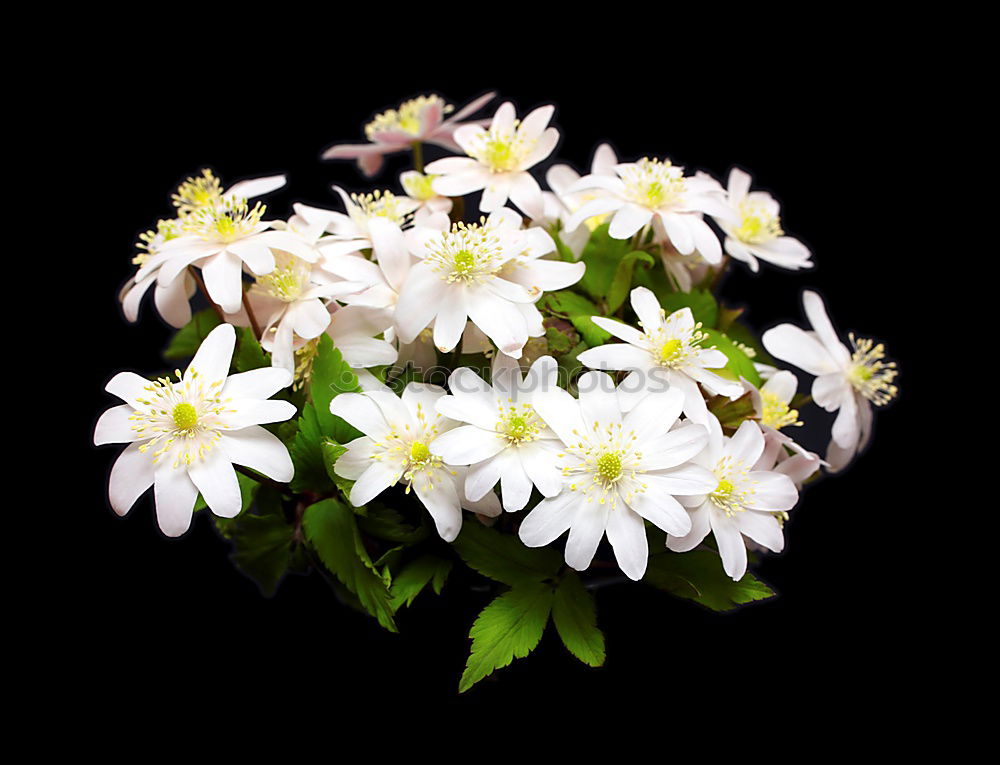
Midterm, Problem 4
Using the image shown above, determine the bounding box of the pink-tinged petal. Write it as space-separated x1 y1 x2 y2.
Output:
606 504 648 580
480 174 513 212
322 142 397 160
359 152 384 177
108 442 154 515
153 463 199 537
736 510 784 553
762 324 839 376
608 203 653 239
186 323 236 385
220 426 294 483
445 91 497 123
431 168 491 197
412 470 463 542
710 511 748 581
393 263 448 344
423 156 481 175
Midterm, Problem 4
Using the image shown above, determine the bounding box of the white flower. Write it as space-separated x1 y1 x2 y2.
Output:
565 158 735 262
295 189 421 262
667 417 799 581
94 324 296 537
395 208 583 358
330 383 501 541
322 92 496 177
425 102 559 219
430 354 564 512
745 370 825 483
542 142 619 259
518 373 716 580
577 286 744 421
121 171 287 326
712 168 812 273
762 291 897 471
400 170 454 225
324 304 398 369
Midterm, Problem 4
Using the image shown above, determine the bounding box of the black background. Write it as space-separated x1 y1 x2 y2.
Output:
38 35 936 730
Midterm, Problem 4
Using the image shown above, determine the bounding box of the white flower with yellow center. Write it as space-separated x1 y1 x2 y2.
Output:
331 383 501 541
577 287 744 422
121 171 287 326
565 158 736 263
542 143 619 259
94 324 296 537
425 102 560 220
322 91 496 177
400 170 453 225
763 290 898 472
711 168 812 272
518 374 716 580
743 370 826 480
667 416 799 581
430 354 564 512
396 208 583 358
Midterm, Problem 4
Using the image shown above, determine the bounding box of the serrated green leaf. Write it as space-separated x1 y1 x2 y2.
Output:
700 328 762 386
229 511 295 596
288 403 334 494
310 335 363 443
321 439 356 496
459 582 554 693
552 572 605 667
356 504 429 545
389 555 453 611
452 522 562 586
302 498 398 632
539 291 610 348
644 550 774 611
163 308 222 361
233 326 269 372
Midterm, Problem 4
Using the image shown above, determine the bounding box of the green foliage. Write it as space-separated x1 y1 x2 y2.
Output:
390 555 453 611
708 391 758 430
722 321 775 366
356 504 429 545
538 290 610 348
700 328 762 386
577 223 632 301
310 335 363 444
453 522 562 586
321 439 355 496
234 327 268 372
607 250 655 314
229 508 296 597
459 582 555 693
660 289 719 328
644 550 774 611
551 572 605 667
288 403 334 494
302 498 398 632
163 308 222 360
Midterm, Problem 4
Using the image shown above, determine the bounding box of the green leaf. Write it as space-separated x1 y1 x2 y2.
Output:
321 439 356 496
551 572 605 667
459 582 554 693
163 308 222 361
539 291 610 348
722 321 775 366
310 334 363 443
229 511 296 597
707 391 758 430
700 328 762 387
659 289 719 328
644 550 774 611
288 403 334 494
234 327 268 372
356 504 429 545
302 498 398 632
607 250 655 314
577 223 632 301
452 522 562 586
389 555 453 610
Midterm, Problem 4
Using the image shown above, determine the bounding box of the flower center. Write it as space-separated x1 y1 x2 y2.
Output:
621 158 686 209
182 196 266 243
349 190 412 229
134 218 182 265
410 441 431 462
709 457 753 516
847 333 898 405
734 200 783 244
254 254 309 302
560 421 647 508
172 169 223 216
425 220 505 284
596 451 623 482
172 402 198 430
497 403 541 446
657 338 683 363
364 95 452 140
466 122 536 172
644 314 707 370
401 172 439 201
760 390 801 430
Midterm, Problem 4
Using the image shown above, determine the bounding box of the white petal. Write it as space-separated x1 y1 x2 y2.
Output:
186 323 236 385
500 456 534 512
622 386 684 443
625 482 691 537
188 450 241 518
431 425 505 465
220 427 294 482
666 502 711 553
108 442 154 516
608 203 653 239
710 511 748 581
95 404 140 445
201 251 246 315
565 503 610 572
606 505 648 580
630 287 664 333
350 460 401 506
222 366 292 398
519 491 578 547
736 510 784 553
412 470 463 542
743 471 798 512
153 464 199 537
762 324 838 376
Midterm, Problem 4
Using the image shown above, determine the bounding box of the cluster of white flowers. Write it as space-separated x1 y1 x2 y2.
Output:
96 91 897 586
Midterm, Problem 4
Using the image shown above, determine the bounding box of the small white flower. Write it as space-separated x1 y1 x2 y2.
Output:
745 370 825 482
400 170 453 226
295 189 421 262
322 92 496 177
324 304 399 369
395 208 583 358
331 383 501 541
565 158 736 262
762 291 897 471
712 168 812 273
518 373 716 580
431 354 564 512
94 324 296 537
426 102 560 219
577 286 744 421
667 417 799 581
542 143 620 259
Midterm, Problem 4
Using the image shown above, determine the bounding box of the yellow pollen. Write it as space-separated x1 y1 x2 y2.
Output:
735 200 783 244
172 169 223 216
401 172 438 201
410 441 430 462
848 333 898 405
172 402 198 430
596 452 623 482
714 479 734 497
506 415 529 440
364 95 452 140
658 338 682 363
760 391 802 430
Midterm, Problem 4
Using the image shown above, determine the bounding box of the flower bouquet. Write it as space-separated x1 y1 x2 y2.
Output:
95 92 898 692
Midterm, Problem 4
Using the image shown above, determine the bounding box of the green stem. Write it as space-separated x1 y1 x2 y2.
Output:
411 141 424 173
